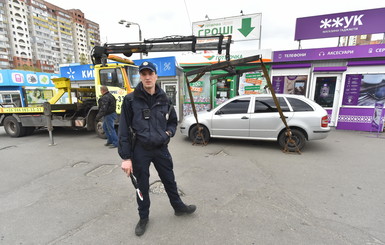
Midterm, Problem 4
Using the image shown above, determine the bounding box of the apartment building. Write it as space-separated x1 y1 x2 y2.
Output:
0 0 100 73
0 0 12 69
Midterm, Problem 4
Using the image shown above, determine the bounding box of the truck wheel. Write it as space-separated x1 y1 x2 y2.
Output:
278 129 306 152
95 120 107 139
3 116 26 137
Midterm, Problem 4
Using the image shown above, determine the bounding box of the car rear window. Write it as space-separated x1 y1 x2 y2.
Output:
286 98 314 111
254 97 290 112
219 98 250 114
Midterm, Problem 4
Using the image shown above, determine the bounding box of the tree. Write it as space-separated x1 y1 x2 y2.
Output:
15 65 41 72
79 53 88 64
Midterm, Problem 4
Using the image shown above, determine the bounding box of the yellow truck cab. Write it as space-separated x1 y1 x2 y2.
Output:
93 56 140 137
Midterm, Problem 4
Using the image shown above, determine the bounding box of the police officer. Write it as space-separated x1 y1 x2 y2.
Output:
118 61 196 236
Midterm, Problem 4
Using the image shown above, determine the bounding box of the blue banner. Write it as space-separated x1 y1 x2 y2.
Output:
134 56 177 77
0 70 58 87
59 56 178 81
60 64 95 81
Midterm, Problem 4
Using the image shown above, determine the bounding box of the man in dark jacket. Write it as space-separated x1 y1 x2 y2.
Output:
118 61 196 236
95 85 118 148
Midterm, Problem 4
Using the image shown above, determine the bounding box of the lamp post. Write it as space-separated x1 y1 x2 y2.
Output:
118 20 143 59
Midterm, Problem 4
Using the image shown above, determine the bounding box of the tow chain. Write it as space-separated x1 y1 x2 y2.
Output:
185 72 208 146
183 56 301 153
259 59 301 154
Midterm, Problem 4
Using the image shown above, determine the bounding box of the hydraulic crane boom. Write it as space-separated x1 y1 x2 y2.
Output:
91 35 232 65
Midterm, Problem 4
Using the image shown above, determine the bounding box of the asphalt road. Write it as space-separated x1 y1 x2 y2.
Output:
0 126 384 245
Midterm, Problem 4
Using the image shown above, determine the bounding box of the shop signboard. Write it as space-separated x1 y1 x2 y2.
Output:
273 43 385 62
295 8 385 40
192 13 261 41
0 70 57 87
60 64 95 81
60 57 177 81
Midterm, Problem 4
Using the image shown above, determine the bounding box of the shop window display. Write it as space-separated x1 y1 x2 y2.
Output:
343 73 385 106
272 75 308 96
314 77 336 108
183 73 211 116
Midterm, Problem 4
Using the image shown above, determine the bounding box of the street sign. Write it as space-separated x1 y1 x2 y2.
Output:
192 13 262 42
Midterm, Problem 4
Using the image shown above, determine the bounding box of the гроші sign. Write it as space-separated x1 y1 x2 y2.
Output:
192 13 261 42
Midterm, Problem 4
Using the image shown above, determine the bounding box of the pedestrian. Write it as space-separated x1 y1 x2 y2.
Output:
118 61 196 236
95 85 118 148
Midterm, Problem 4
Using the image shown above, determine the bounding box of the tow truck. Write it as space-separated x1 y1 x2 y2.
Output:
0 35 232 138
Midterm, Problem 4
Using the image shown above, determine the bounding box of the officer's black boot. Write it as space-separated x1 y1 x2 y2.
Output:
135 218 149 236
174 204 197 216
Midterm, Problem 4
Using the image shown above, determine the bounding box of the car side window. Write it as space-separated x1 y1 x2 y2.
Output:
254 97 290 113
218 98 250 114
287 98 314 111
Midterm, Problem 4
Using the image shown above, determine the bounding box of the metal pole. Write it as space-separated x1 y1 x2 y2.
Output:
43 102 55 146
138 26 143 59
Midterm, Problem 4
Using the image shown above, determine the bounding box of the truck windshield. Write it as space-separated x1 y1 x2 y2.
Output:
126 66 140 89
99 68 125 88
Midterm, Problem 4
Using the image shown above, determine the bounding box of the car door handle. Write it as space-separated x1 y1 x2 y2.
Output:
241 116 249 119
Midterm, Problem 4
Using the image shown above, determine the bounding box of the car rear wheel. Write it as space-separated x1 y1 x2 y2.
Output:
278 128 306 152
189 125 210 144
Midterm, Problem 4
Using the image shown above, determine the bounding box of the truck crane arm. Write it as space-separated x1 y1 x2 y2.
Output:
91 35 232 65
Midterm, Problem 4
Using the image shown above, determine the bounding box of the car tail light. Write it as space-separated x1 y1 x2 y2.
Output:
321 115 329 127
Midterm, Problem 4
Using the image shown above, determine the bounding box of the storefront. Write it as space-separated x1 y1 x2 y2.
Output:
272 44 385 132
181 63 271 117
179 49 272 117
271 7 385 132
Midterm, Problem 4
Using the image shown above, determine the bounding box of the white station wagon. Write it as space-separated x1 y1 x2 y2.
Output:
180 94 330 151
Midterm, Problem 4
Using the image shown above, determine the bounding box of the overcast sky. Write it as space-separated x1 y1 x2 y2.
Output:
46 0 384 59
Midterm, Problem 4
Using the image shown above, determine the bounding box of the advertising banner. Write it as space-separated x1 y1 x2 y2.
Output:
134 57 177 77
295 8 385 40
343 74 362 105
273 43 385 62
272 75 308 95
192 13 262 41
342 73 385 106
371 101 384 132
60 57 177 80
0 70 57 87
183 73 211 116
238 71 267 95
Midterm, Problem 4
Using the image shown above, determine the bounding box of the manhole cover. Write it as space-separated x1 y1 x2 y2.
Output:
149 180 185 196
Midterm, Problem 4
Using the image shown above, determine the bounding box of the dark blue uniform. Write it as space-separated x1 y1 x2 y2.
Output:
118 82 184 219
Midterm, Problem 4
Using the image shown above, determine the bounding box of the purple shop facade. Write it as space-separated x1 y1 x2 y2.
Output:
272 43 385 132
